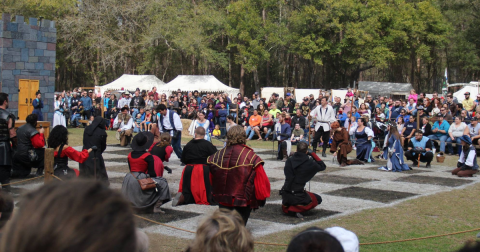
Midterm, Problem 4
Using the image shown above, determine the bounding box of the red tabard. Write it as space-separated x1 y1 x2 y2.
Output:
128 153 151 173
207 144 264 208
282 192 319 213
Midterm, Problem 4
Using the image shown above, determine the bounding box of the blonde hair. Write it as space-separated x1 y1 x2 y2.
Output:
186 209 254 252
158 132 171 147
226 125 247 146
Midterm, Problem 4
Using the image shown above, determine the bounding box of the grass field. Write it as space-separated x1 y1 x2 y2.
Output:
65 128 479 252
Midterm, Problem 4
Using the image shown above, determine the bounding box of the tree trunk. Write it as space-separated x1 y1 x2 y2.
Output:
240 64 245 96
253 68 260 94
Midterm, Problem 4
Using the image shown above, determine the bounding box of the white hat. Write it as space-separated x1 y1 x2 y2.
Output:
325 227 359 252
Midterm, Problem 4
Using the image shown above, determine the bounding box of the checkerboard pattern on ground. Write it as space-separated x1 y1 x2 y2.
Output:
9 145 480 240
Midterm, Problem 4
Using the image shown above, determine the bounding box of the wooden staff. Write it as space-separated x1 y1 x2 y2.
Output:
44 148 54 183
307 108 311 145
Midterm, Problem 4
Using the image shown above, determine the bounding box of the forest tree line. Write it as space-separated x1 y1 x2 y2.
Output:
1 0 479 95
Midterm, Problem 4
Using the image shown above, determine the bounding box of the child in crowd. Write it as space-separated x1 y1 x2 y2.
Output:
88 115 95 125
134 114 142 133
212 124 221 137
141 110 152 132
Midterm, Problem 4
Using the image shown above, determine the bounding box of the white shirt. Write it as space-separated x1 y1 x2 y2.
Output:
310 105 336 131
349 126 374 138
188 119 210 140
458 145 476 167
118 97 131 109
113 115 133 131
448 122 467 138
158 109 183 134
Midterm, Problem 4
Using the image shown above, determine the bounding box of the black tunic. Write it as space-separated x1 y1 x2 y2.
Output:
181 139 217 165
281 152 325 206
79 116 109 184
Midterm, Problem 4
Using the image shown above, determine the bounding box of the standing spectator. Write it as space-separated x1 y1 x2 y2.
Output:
130 90 145 119
251 93 260 110
53 95 66 128
32 90 44 121
276 114 292 161
300 97 310 117
427 114 450 153
268 104 281 119
217 103 229 137
80 90 93 120
402 116 417 147
332 97 342 113
408 89 418 102
118 91 131 109
285 93 296 114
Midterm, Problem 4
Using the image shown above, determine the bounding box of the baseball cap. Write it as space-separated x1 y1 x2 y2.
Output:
465 92 470 95
286 92 291 96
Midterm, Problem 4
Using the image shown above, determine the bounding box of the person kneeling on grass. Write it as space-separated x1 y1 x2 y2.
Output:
451 135 479 177
280 142 326 218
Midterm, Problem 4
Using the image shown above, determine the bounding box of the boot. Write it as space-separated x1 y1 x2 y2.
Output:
153 200 165 213
322 151 327 157
172 192 184 207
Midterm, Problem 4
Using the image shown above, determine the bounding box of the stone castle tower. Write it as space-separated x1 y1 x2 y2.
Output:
0 13 56 121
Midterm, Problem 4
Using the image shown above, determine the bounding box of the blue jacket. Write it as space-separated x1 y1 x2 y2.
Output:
279 123 291 141
431 121 450 137
80 96 93 110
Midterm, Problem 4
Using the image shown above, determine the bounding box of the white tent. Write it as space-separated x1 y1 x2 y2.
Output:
99 74 166 95
453 85 480 103
294 89 320 102
261 87 285 99
158 75 239 96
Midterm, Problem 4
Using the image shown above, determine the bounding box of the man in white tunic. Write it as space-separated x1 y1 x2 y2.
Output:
114 107 134 146
157 104 184 163
309 97 336 157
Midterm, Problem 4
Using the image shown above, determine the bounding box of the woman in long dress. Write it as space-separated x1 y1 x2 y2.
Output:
188 111 211 141
32 90 44 121
350 117 375 162
79 116 109 184
380 123 410 172
53 95 66 127
122 132 171 213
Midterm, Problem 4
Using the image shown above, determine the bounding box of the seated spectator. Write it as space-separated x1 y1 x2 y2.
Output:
405 130 434 168
337 108 348 125
185 209 254 252
113 107 134 146
212 124 221 137
12 114 45 178
420 116 432 136
122 132 171 213
290 123 305 144
133 113 142 133
447 117 468 155
427 114 450 153
451 135 478 177
468 117 480 145
287 227 344 252
259 109 273 141
1 180 137 252
0 191 13 238
180 108 188 119
460 109 472 124
246 109 262 140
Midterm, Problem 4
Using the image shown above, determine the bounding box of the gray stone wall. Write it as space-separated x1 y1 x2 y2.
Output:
0 13 56 121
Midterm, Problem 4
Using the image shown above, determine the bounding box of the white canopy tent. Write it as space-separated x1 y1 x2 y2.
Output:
98 74 166 95
158 75 239 96
261 87 285 99
453 84 480 103
294 89 320 102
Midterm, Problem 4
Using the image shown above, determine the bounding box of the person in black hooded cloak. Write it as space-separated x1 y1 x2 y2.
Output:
79 116 109 184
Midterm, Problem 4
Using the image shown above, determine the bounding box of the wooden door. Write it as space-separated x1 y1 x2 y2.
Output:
18 79 39 120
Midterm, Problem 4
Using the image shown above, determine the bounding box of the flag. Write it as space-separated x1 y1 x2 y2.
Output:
444 68 448 87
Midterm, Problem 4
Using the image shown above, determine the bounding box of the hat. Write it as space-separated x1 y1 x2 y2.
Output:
131 132 154 152
310 125 315 128
417 105 424 110
325 227 359 252
255 92 259 95
459 135 472 145
120 107 129 112
331 121 340 129
274 93 279 97
124 91 130 95
245 101 251 106
88 90 93 93
437 113 444 118
286 92 291 96
303 97 309 101
136 87 140 91
202 94 207 97
465 92 470 95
